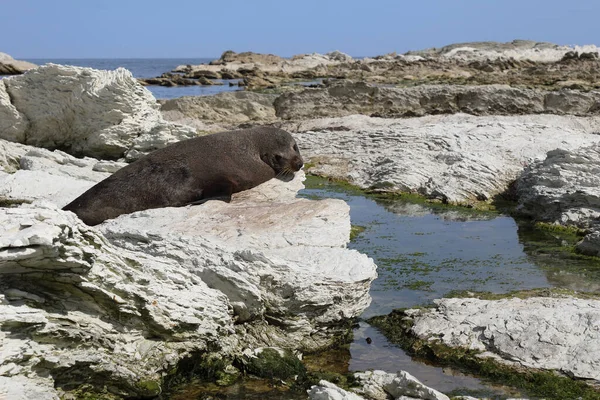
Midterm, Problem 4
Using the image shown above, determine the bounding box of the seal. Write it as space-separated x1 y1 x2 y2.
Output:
63 127 304 226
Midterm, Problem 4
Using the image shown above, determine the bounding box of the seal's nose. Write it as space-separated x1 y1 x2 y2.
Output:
294 157 304 171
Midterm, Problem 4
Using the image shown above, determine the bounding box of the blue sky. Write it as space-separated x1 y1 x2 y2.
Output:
3 0 599 58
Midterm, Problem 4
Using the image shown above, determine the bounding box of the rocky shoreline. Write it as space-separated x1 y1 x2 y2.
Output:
2 41 600 399
134 40 600 91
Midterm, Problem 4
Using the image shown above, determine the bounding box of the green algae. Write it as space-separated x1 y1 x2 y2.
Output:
350 225 366 241
303 174 500 216
241 348 306 381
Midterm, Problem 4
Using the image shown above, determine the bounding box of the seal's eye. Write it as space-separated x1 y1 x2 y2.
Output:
293 144 299 152
275 155 283 162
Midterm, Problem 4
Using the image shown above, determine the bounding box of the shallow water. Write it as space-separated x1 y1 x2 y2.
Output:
297 177 600 398
300 179 556 318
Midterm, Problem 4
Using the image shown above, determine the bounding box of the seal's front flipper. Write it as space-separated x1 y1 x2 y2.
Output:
187 194 232 205
187 179 235 205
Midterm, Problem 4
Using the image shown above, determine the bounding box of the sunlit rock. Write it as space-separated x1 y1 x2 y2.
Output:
0 64 196 160
288 114 600 205
404 296 600 380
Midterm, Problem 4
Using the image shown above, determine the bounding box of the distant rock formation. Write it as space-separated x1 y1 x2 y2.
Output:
0 52 36 75
274 81 600 120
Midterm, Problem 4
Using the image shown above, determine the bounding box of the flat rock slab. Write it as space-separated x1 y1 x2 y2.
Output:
289 114 600 204
405 296 600 381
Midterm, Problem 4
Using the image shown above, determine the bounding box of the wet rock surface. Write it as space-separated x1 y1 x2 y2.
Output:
308 370 450 400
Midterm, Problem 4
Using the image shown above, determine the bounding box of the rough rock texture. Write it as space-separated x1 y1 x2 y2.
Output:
0 141 376 397
403 296 600 381
0 52 37 75
0 64 196 160
515 143 600 255
516 144 600 229
0 203 232 398
274 81 600 120
175 50 351 76
285 114 600 204
354 370 450 400
160 91 278 130
0 139 124 206
308 380 365 400
405 40 600 63
308 370 450 400
165 42 600 90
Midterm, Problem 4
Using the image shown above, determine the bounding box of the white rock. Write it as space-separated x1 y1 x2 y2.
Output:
515 144 600 225
0 64 196 160
289 114 600 204
0 375 58 400
514 143 600 255
308 380 365 400
406 296 600 380
354 370 449 400
0 139 117 206
0 172 376 397
0 138 29 173
310 370 450 400
440 43 600 63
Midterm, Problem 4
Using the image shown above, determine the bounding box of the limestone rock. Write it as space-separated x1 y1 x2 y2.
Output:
515 144 600 229
0 52 37 75
0 139 30 173
0 64 196 160
405 40 600 63
308 380 365 400
309 370 450 400
405 296 600 380
354 370 449 400
274 81 600 120
174 50 351 77
0 203 233 397
0 156 377 396
514 143 600 255
287 114 600 204
0 139 124 207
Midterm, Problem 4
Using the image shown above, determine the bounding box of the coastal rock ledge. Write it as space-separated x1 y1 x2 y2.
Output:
0 66 376 398
0 165 376 398
402 296 600 382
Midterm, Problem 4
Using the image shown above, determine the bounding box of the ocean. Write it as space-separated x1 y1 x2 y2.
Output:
21 58 243 99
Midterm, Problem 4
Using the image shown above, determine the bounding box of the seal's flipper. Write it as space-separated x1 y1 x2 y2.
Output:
187 194 232 205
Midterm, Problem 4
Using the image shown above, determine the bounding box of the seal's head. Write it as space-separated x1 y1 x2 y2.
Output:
259 128 304 180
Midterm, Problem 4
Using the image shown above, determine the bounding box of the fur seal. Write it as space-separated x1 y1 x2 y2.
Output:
63 127 304 225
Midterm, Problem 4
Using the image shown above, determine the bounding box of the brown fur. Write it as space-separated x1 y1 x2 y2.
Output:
63 127 303 225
